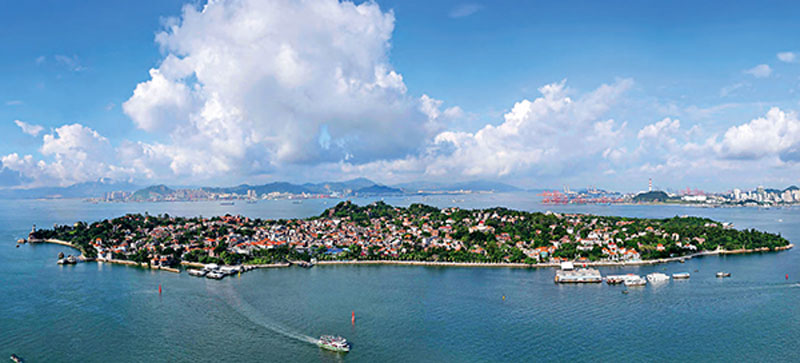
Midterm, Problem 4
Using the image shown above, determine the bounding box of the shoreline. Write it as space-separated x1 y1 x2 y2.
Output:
97 258 181 273
30 238 793 271
316 244 794 269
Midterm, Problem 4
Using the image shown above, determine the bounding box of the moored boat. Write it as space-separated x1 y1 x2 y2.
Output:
206 271 225 279
317 335 349 352
647 272 670 283
188 269 207 277
624 276 646 287
57 255 77 265
672 272 690 279
716 272 731 278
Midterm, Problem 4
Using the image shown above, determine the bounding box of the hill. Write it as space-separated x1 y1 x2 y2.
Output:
633 191 672 202
130 185 174 201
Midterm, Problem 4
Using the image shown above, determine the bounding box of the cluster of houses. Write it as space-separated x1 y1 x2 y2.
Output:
82 206 709 265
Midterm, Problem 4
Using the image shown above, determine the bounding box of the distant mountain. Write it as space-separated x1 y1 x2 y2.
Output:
394 180 522 193
354 184 403 195
204 178 382 195
0 178 139 200
130 184 174 201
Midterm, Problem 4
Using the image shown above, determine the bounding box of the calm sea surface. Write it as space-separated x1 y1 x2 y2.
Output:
1 193 799 362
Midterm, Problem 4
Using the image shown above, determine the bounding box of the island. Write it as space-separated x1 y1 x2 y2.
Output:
26 201 791 272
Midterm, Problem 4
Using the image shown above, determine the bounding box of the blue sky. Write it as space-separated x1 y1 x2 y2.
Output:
2 0 800 191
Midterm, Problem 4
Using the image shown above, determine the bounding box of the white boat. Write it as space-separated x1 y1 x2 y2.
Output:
317 335 349 352
624 276 647 286
716 271 731 278
206 271 225 280
672 272 690 279
647 272 670 283
188 269 207 277
219 266 240 275
606 274 639 285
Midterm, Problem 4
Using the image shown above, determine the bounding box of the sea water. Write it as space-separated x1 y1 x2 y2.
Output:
1 194 798 362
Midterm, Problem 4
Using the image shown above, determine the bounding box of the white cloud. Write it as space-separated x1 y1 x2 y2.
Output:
122 68 194 132
715 107 800 161
121 0 437 180
744 64 772 78
5 100 23 106
1 124 130 186
419 79 633 177
14 120 44 136
777 51 797 63
449 3 482 18
638 117 680 140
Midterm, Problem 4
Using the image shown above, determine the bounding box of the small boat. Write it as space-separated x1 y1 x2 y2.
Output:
622 290 629 294
679 259 685 263
10 354 24 363
672 272 690 279
624 276 647 287
317 335 350 352
220 202 235 206
647 272 670 283
206 271 225 280
187 269 207 277
57 255 78 265
716 272 732 278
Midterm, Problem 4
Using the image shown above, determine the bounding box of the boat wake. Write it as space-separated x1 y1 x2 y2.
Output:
213 287 317 345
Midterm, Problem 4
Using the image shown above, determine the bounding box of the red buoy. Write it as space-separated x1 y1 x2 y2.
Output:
351 311 355 325
159 284 162 294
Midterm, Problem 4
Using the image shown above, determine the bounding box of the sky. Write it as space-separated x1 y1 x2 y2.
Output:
2 0 800 192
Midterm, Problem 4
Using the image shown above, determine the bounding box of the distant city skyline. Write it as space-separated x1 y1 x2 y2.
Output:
3 0 800 192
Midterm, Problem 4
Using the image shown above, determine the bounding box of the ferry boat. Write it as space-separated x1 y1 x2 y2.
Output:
672 272 691 279
716 272 732 278
317 335 350 352
646 272 670 283
624 276 647 287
